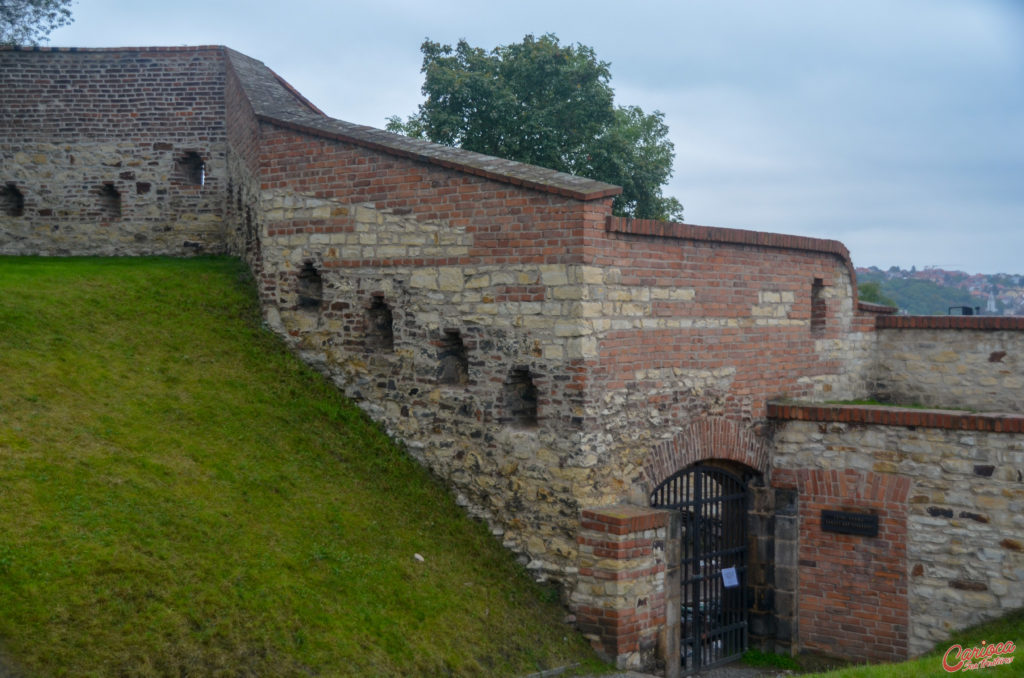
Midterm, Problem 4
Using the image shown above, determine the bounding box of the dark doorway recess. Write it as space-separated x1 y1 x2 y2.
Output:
651 464 749 673
1 183 24 217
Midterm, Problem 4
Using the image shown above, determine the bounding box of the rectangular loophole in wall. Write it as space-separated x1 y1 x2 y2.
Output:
296 260 323 310
364 297 394 352
176 151 206 186
504 367 538 428
437 329 469 385
1 183 25 216
811 278 826 333
98 183 122 220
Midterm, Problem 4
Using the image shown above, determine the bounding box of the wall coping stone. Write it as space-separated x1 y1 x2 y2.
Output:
580 505 670 534
857 301 898 315
0 45 223 53
606 216 852 260
877 315 1024 331
768 400 1024 433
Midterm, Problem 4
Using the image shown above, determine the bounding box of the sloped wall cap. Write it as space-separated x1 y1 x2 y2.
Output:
877 316 1024 330
223 48 622 202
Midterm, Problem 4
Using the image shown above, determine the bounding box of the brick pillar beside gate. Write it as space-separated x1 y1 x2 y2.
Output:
571 505 681 677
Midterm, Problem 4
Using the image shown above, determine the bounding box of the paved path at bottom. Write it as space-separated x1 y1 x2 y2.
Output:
580 664 795 678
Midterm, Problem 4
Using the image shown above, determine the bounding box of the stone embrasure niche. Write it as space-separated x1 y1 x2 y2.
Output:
0 141 228 255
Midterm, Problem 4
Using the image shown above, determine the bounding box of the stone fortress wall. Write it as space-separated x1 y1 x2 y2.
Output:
0 47 229 255
3 45 1022 675
872 316 1024 412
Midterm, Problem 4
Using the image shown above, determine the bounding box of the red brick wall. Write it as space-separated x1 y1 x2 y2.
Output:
774 468 910 661
588 218 875 424
770 405 1024 657
1 47 225 139
256 124 595 268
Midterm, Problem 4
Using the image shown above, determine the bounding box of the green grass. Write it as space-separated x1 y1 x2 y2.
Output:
801 607 1023 677
742 647 801 671
0 256 608 677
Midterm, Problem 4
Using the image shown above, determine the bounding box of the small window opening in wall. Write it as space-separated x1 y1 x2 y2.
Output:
437 329 469 385
1 183 25 217
505 367 538 428
296 260 323 310
364 297 394 351
98 183 121 220
811 277 826 333
177 151 206 186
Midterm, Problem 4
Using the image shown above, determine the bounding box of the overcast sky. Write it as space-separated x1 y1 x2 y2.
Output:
47 0 1024 275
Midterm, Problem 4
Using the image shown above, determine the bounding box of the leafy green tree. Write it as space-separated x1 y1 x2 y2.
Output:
857 281 896 307
0 0 73 45
388 34 684 221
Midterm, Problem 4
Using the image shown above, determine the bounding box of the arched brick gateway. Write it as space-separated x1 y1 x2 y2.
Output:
643 418 771 493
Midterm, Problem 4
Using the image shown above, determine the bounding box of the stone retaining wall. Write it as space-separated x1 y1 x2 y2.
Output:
873 317 1024 412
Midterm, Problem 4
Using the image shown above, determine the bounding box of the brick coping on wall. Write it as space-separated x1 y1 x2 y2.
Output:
877 315 1024 330
580 505 670 535
767 400 1024 433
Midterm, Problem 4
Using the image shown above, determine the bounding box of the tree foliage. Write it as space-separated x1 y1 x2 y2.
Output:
0 0 73 45
388 34 683 221
857 281 896 307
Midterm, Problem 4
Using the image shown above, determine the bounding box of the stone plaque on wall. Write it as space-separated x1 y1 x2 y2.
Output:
821 510 879 537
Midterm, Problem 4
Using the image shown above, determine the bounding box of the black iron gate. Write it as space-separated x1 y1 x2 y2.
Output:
651 464 749 673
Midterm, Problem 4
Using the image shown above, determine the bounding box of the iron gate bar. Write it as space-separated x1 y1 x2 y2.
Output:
651 464 749 674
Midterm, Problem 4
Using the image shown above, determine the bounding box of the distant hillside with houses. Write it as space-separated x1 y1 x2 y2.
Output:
857 266 1024 316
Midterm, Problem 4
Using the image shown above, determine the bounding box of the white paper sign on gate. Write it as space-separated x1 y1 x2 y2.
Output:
721 566 739 588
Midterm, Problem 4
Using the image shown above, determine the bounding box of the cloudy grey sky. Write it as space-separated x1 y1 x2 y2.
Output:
47 0 1024 275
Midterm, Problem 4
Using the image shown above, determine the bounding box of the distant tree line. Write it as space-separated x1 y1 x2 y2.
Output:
858 272 992 315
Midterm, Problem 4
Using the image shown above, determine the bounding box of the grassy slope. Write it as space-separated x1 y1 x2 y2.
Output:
0 257 607 677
